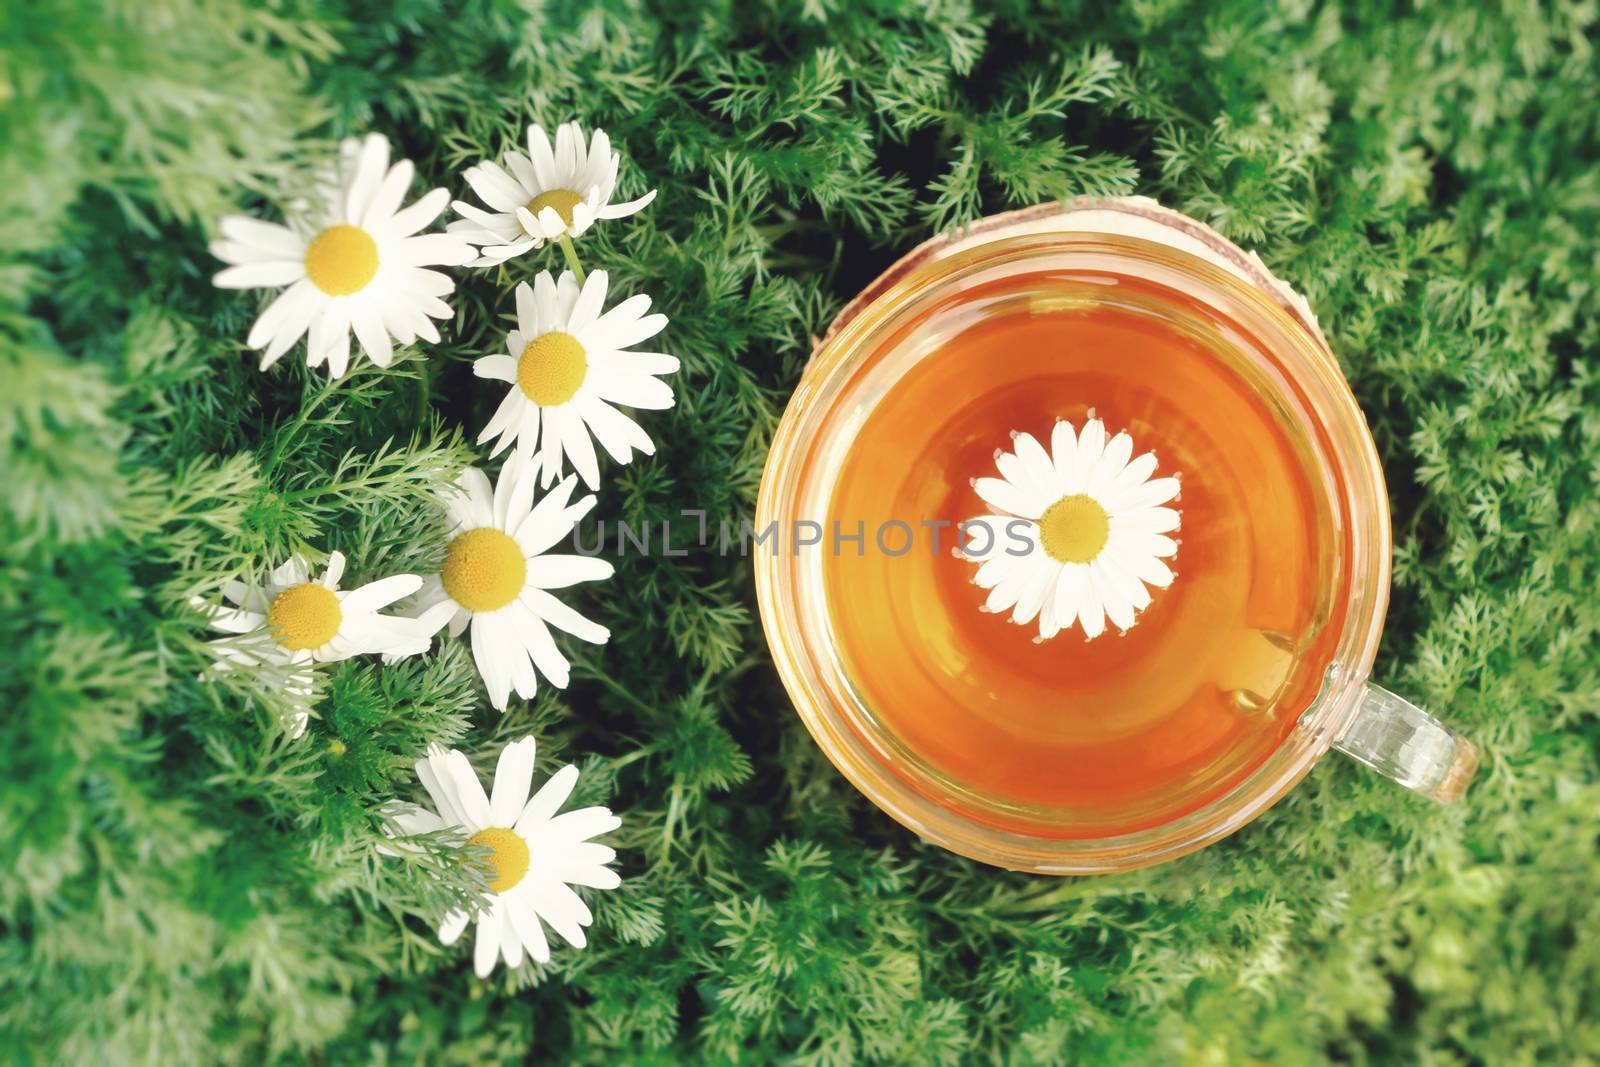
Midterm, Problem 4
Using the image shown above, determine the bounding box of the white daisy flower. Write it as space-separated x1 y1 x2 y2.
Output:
211 133 474 377
449 120 657 266
195 551 452 735
410 460 613 710
962 416 1181 642
474 269 676 490
386 736 622 976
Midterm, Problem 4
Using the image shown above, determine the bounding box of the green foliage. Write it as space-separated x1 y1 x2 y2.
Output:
3 0 1598 1063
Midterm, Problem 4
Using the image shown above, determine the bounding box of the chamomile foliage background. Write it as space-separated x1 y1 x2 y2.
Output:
2 0 1597 1063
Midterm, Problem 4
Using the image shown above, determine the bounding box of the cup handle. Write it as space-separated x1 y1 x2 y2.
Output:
1331 683 1479 803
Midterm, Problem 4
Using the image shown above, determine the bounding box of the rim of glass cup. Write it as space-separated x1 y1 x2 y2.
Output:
753 230 1392 874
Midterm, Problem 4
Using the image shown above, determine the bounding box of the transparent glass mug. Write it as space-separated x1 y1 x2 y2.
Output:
754 198 1479 874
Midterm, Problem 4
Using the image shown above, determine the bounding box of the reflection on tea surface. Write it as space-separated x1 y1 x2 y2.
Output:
823 270 1347 837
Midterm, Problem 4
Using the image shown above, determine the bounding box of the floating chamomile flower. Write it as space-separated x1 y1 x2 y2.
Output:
962 416 1181 641
410 460 612 710
449 120 657 266
195 551 451 736
211 133 474 376
386 737 621 977
474 269 676 490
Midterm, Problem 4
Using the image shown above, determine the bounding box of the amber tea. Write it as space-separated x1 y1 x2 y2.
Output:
822 269 1350 837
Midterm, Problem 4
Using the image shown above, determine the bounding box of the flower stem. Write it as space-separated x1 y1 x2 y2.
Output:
556 234 586 285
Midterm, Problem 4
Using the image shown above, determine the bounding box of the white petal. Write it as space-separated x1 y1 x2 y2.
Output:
569 269 609 333
1097 548 1152 614
1110 506 1181 535
349 302 394 367
594 188 657 219
1078 567 1107 639
474 899 503 977
1104 476 1181 513
511 281 541 337
388 233 474 268
1113 531 1179 560
516 764 580 831
307 308 349 372
362 158 414 230
592 310 669 353
1012 432 1056 493
526 554 614 589
973 476 1044 520
523 588 607 644
1131 553 1174 589
552 405 601 489
200 604 264 634
219 216 304 258
510 599 571 688
971 551 1027 590
507 898 551 963
416 748 471 829
451 200 519 239
498 902 524 969
471 614 515 711
464 161 527 213
536 806 620 845
1094 559 1136 632
503 151 539 192
323 328 352 377
1105 452 1159 498
527 882 588 950
983 578 1022 615
388 804 446 837
504 624 539 702
383 187 452 239
246 279 318 349
1037 590 1061 640
344 134 391 222
493 450 540 532
1044 425 1074 494
442 748 493 828
341 573 422 614
588 349 679 378
1075 418 1107 485
489 736 537 827
213 260 305 289
992 460 1046 515
549 850 622 890
553 121 579 178
1009 553 1060 626
527 124 558 188
439 908 470 946
588 368 674 411
535 206 566 238
576 396 641 464
452 467 497 529
394 265 454 298
1052 563 1090 636
478 388 527 451
514 481 594 555
271 555 310 585
1088 430 1135 496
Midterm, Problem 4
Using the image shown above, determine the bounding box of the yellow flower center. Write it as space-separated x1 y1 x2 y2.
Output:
465 827 530 893
526 188 583 226
1037 494 1110 564
517 331 588 407
440 527 527 613
303 224 379 296
266 582 343 650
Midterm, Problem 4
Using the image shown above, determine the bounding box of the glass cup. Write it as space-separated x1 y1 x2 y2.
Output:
754 198 1478 874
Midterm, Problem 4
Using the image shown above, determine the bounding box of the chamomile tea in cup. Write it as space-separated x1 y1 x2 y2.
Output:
754 199 1477 874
